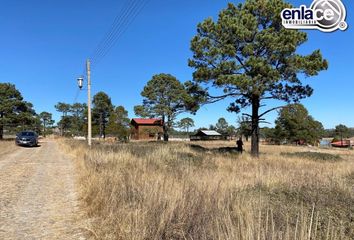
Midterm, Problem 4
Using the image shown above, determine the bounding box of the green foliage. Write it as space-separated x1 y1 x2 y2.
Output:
188 0 328 156
215 117 229 135
226 125 237 137
59 116 74 136
16 102 39 130
335 124 350 139
135 73 200 141
280 152 342 162
55 102 87 136
55 97 130 139
322 128 336 138
92 92 114 138
237 116 252 141
176 117 195 133
208 118 236 137
39 111 54 137
208 124 216 130
133 105 148 118
70 103 87 136
260 127 276 142
274 104 324 145
55 102 72 135
106 106 130 140
0 83 38 138
322 127 354 138
55 102 71 116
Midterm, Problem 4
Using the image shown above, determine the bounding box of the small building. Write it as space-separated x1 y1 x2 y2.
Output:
190 130 224 141
130 118 163 140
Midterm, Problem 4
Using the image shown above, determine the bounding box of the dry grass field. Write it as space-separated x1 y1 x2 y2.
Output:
0 140 16 156
61 140 354 240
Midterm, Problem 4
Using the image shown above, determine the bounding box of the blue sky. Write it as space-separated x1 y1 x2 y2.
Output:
0 0 353 129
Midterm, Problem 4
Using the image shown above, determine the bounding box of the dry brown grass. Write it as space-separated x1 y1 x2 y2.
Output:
61 140 354 240
0 140 16 155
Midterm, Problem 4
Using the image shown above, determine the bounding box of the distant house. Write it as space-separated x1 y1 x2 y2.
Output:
190 130 224 141
320 137 353 148
130 118 163 140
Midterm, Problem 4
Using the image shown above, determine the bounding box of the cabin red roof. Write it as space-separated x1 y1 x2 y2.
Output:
131 118 162 125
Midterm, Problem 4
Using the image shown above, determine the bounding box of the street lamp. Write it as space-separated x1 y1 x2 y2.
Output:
77 76 84 90
77 60 92 147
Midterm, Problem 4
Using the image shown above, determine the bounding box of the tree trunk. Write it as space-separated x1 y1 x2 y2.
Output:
162 115 169 141
0 113 3 140
99 113 103 138
61 113 64 136
251 96 260 157
163 128 169 141
103 121 106 139
0 123 3 140
163 126 169 141
43 121 46 137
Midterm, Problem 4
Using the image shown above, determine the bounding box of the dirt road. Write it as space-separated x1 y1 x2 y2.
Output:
0 140 84 239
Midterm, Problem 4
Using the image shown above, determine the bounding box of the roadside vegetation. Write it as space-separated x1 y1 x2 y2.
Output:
0 83 54 139
62 140 354 240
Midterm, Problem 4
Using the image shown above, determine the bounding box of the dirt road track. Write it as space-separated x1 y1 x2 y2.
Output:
0 140 85 239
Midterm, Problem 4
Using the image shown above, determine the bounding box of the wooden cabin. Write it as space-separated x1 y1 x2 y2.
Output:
190 130 224 141
130 118 163 140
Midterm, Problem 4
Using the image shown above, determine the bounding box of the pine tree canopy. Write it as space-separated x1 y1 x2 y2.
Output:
188 0 328 156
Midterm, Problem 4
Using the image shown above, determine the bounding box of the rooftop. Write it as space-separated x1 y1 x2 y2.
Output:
199 130 222 136
131 118 162 125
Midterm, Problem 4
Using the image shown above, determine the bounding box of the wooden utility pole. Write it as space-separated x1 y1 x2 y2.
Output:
86 59 92 147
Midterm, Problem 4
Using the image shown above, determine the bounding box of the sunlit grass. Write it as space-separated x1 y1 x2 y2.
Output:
61 140 354 240
0 140 16 155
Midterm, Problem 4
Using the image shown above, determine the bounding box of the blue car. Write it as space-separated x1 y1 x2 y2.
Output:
15 131 39 147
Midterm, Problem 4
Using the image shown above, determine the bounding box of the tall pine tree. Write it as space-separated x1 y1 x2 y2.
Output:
188 0 328 156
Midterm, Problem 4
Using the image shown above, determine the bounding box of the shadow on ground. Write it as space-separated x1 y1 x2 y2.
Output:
16 144 41 148
190 144 240 154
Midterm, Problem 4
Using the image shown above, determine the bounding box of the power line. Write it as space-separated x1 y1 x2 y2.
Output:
72 0 149 104
70 0 150 143
89 0 150 68
90 0 142 65
89 0 132 63
73 60 91 104
73 88 81 103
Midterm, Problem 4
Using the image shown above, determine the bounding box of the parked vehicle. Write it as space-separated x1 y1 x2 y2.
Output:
15 131 38 147
331 140 350 148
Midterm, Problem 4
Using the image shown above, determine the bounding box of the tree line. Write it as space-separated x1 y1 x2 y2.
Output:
261 105 353 145
55 92 130 140
194 103 353 146
0 83 54 139
1 82 352 147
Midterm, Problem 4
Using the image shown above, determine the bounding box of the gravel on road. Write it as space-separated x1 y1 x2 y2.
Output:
0 140 85 239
